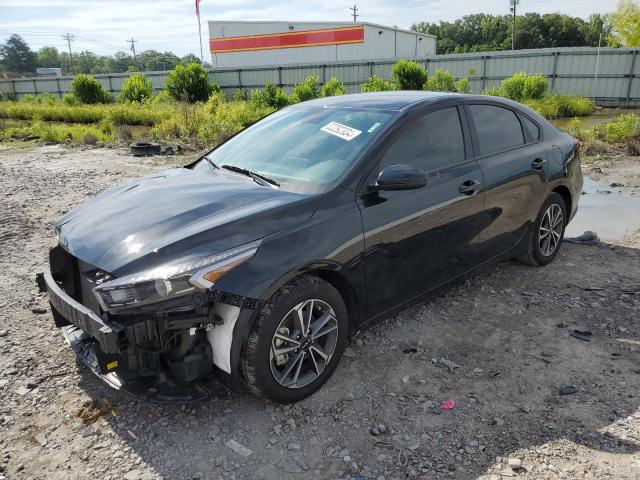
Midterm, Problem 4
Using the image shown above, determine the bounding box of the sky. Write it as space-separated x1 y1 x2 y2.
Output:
0 0 614 58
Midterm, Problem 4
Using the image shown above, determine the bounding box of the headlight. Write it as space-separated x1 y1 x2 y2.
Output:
93 239 261 311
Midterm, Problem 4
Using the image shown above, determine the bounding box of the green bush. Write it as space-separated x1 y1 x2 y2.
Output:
392 60 427 90
424 69 456 92
118 73 153 102
482 85 507 97
232 89 248 101
292 75 321 102
165 63 214 103
149 90 174 104
71 74 112 104
523 74 548 100
63 93 80 106
501 72 547 101
455 77 471 93
596 113 640 143
524 94 594 118
321 77 346 97
360 75 396 92
250 81 291 109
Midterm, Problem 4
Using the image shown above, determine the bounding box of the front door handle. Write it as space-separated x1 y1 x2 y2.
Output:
531 158 547 170
459 179 481 195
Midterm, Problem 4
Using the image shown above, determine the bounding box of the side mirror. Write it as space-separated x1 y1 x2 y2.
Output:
373 164 427 191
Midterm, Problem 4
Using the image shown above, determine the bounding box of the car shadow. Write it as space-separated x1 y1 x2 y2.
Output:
72 241 640 479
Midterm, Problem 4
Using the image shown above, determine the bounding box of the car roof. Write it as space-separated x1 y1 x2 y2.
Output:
299 91 472 111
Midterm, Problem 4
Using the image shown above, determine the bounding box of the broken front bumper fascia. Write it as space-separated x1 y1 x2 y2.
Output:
42 270 123 354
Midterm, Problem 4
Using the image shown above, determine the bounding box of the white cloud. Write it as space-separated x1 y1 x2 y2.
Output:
0 0 614 57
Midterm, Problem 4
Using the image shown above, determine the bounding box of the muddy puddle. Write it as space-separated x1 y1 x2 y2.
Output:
565 176 640 241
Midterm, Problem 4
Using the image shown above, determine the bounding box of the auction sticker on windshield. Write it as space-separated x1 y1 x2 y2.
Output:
321 122 362 141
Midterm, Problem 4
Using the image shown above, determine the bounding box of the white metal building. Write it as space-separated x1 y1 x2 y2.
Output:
208 21 436 67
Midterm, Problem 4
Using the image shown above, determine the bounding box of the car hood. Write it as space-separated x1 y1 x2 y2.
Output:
55 167 320 275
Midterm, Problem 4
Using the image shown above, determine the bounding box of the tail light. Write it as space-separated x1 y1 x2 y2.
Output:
573 137 581 154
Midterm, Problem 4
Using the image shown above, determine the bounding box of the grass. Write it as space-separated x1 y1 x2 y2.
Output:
524 94 595 119
0 100 170 126
1 119 114 145
562 113 640 158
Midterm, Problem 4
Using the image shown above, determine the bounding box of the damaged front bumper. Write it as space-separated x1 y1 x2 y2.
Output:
37 263 260 403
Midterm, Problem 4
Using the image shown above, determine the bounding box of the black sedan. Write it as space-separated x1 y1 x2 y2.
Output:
40 92 582 403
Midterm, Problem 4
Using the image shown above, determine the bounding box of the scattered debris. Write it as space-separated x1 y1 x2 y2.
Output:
439 357 460 370
440 398 456 410
559 385 578 396
225 439 253 458
564 231 600 245
569 329 592 342
74 399 116 425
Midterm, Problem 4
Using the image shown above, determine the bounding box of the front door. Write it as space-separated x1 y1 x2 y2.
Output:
358 105 488 320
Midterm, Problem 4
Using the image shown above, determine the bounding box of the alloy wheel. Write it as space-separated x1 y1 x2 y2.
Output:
539 203 563 257
269 299 339 389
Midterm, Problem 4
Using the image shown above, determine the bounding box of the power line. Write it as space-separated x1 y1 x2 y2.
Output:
349 4 359 22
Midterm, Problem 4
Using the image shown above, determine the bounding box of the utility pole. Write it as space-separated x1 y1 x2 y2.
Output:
127 38 138 68
62 33 74 73
510 0 519 50
349 4 359 22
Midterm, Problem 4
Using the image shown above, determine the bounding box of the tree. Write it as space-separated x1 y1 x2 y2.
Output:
180 53 202 65
610 0 640 47
37 46 61 69
0 34 37 76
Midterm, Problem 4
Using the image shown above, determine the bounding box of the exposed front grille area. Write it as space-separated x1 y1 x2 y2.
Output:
49 245 108 315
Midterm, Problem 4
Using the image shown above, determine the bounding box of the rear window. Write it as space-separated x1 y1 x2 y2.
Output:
520 115 541 142
469 105 525 156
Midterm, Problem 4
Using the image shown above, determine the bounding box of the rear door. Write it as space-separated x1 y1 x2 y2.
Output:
358 104 487 319
465 102 548 256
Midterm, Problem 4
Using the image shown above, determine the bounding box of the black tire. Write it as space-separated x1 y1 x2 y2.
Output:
242 275 348 403
517 192 567 266
129 142 161 156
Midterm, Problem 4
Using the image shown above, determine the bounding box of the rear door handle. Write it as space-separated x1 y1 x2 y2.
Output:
459 179 481 195
531 158 547 170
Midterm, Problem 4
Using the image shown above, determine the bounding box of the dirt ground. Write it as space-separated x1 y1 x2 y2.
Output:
0 143 639 480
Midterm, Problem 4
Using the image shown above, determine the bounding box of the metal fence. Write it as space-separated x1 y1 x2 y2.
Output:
1 47 638 107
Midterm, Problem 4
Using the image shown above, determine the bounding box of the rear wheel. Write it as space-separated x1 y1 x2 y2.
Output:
517 192 566 266
242 275 348 403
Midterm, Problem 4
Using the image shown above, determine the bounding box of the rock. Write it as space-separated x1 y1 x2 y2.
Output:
439 357 459 370
617 326 627 333
508 458 522 470
377 424 387 434
402 375 409 384
34 432 47 447
30 308 47 314
207 425 221 440
473 368 483 374
343 348 357 358
370 427 380 436
559 385 577 396
0 330 8 337
287 441 302 451
123 470 143 480
225 439 253 458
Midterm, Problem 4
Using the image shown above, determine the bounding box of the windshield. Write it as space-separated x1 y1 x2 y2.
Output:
199 106 394 193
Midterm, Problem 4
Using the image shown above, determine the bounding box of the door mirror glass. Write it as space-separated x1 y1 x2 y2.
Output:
374 164 427 191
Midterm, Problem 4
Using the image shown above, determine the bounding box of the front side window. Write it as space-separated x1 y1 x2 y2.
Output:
198 106 394 193
380 107 465 172
469 104 525 156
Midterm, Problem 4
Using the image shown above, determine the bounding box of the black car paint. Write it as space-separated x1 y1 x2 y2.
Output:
50 92 582 386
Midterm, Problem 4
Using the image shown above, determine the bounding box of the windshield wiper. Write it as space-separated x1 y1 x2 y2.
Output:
220 164 280 188
205 156 219 170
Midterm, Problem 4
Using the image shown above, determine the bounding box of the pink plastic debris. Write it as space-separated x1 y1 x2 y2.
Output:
440 398 456 410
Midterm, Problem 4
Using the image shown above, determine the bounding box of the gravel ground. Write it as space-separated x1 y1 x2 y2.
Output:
0 144 639 480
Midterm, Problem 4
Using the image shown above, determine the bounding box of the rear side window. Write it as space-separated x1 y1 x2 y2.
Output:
520 115 540 142
469 105 524 155
381 107 465 172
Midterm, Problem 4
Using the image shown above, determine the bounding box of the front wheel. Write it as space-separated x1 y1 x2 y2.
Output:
242 275 348 403
517 192 567 266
